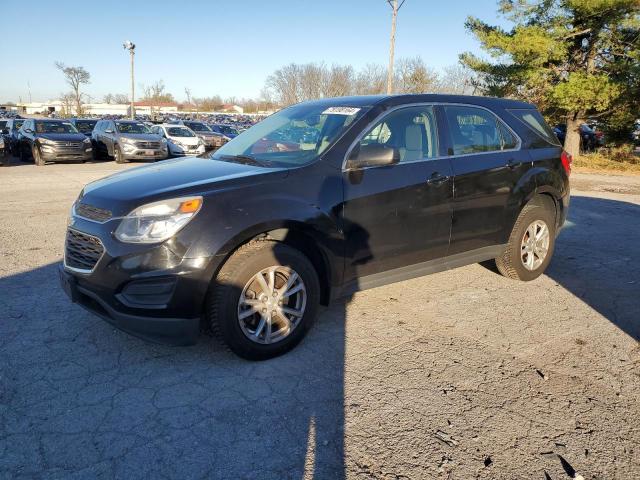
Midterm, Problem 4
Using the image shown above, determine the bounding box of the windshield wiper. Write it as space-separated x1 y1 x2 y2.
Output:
218 154 270 167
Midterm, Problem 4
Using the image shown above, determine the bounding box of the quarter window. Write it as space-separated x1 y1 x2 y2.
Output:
445 106 516 155
357 105 438 163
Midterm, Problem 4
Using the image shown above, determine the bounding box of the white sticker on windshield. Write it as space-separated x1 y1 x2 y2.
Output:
322 107 361 116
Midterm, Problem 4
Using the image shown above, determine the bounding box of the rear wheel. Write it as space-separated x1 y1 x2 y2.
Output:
495 197 556 281
207 240 320 360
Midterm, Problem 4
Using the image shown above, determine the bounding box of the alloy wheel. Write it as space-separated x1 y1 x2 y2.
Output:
237 266 307 344
521 220 550 271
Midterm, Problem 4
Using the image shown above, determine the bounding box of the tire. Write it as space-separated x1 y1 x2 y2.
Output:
33 145 45 166
114 145 126 164
495 196 556 281
207 240 321 360
19 143 27 163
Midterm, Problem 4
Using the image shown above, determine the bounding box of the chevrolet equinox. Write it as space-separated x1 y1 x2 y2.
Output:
60 94 571 360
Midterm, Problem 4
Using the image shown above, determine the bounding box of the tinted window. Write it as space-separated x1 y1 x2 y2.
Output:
186 122 210 132
74 120 97 133
359 106 439 163
0 120 7 129
508 109 560 146
167 127 195 137
445 106 503 155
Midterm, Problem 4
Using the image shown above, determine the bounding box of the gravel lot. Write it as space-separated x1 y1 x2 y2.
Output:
1 160 639 479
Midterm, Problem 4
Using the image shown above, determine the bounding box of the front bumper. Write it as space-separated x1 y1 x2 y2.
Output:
60 266 200 345
121 144 168 161
41 146 93 162
169 144 206 156
60 218 217 345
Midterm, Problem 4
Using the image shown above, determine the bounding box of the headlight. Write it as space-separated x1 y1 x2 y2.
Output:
161 137 168 144
171 139 184 147
83 137 91 144
120 137 136 145
39 138 55 145
114 196 203 243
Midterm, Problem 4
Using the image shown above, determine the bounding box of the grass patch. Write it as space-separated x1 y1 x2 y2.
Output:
574 144 640 174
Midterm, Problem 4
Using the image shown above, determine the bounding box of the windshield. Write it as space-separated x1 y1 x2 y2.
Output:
211 104 367 167
35 121 78 134
115 122 151 134
186 122 211 132
74 120 97 133
167 127 195 137
218 125 239 135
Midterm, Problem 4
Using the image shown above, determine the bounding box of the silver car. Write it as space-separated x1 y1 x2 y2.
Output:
92 120 168 163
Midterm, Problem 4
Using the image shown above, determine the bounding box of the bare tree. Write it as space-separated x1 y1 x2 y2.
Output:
184 87 192 105
113 93 130 104
55 62 90 115
265 63 302 106
435 65 477 95
103 93 114 104
354 63 387 95
59 93 76 117
394 57 438 94
322 65 354 97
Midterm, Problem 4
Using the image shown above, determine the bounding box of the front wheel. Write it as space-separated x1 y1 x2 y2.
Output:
207 240 320 360
33 145 45 166
495 197 556 281
114 145 126 164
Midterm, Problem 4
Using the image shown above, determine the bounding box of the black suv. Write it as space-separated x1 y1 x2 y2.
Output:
60 94 571 360
18 119 93 165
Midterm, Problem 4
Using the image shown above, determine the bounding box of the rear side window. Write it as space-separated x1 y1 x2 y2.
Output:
445 106 516 155
508 109 560 146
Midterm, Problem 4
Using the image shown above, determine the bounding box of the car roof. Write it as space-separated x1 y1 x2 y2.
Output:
298 94 534 110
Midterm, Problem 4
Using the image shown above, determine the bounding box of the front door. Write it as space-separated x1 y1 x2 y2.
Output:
340 105 453 288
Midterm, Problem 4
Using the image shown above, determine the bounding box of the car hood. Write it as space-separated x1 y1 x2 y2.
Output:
38 133 87 142
81 156 287 212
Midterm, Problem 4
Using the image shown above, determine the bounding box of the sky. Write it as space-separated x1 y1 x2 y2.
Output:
0 0 510 104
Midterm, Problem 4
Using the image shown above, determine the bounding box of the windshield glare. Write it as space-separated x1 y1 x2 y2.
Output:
116 122 150 134
35 121 78 134
218 125 239 135
167 127 195 137
211 104 366 167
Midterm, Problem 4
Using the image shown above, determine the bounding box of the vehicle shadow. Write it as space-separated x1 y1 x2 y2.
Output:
544 194 640 340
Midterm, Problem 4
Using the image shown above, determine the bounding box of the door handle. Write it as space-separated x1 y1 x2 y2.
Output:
426 172 450 186
506 159 518 170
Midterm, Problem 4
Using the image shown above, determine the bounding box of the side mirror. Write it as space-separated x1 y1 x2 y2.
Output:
104 129 114 134
1 128 8 135
24 128 33 134
347 143 400 169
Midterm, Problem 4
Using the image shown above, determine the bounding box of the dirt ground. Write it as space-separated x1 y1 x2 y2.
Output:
1 160 639 479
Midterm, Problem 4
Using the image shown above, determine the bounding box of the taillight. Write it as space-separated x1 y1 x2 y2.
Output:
561 150 572 176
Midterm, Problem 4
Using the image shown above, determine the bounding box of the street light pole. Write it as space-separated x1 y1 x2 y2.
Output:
386 0 406 94
123 41 136 119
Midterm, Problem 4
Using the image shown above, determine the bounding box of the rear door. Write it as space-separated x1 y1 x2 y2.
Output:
442 105 530 255
341 105 453 285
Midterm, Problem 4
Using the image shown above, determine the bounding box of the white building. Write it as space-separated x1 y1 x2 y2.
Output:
16 101 179 116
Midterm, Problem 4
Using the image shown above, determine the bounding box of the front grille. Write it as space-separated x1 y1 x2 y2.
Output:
65 229 104 271
75 203 112 222
135 141 161 149
53 141 83 150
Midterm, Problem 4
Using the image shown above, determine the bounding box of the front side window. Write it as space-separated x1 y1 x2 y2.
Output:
74 120 97 134
445 106 508 155
211 103 367 168
358 105 439 163
186 122 211 132
115 122 150 134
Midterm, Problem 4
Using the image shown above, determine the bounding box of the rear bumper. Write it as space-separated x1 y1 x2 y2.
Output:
59 265 201 345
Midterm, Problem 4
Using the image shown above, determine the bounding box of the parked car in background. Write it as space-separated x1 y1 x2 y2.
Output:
150 124 206 157
0 135 5 162
68 118 98 137
60 94 570 360
4 118 26 155
92 119 168 163
553 123 597 151
176 120 227 149
17 119 92 165
208 124 239 139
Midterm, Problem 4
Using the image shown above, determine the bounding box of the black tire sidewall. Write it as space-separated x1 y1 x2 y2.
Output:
114 145 124 163
213 243 320 360
507 204 556 281
33 145 44 166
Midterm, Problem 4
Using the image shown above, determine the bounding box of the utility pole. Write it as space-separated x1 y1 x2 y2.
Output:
27 82 32 103
123 40 136 119
386 0 406 94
